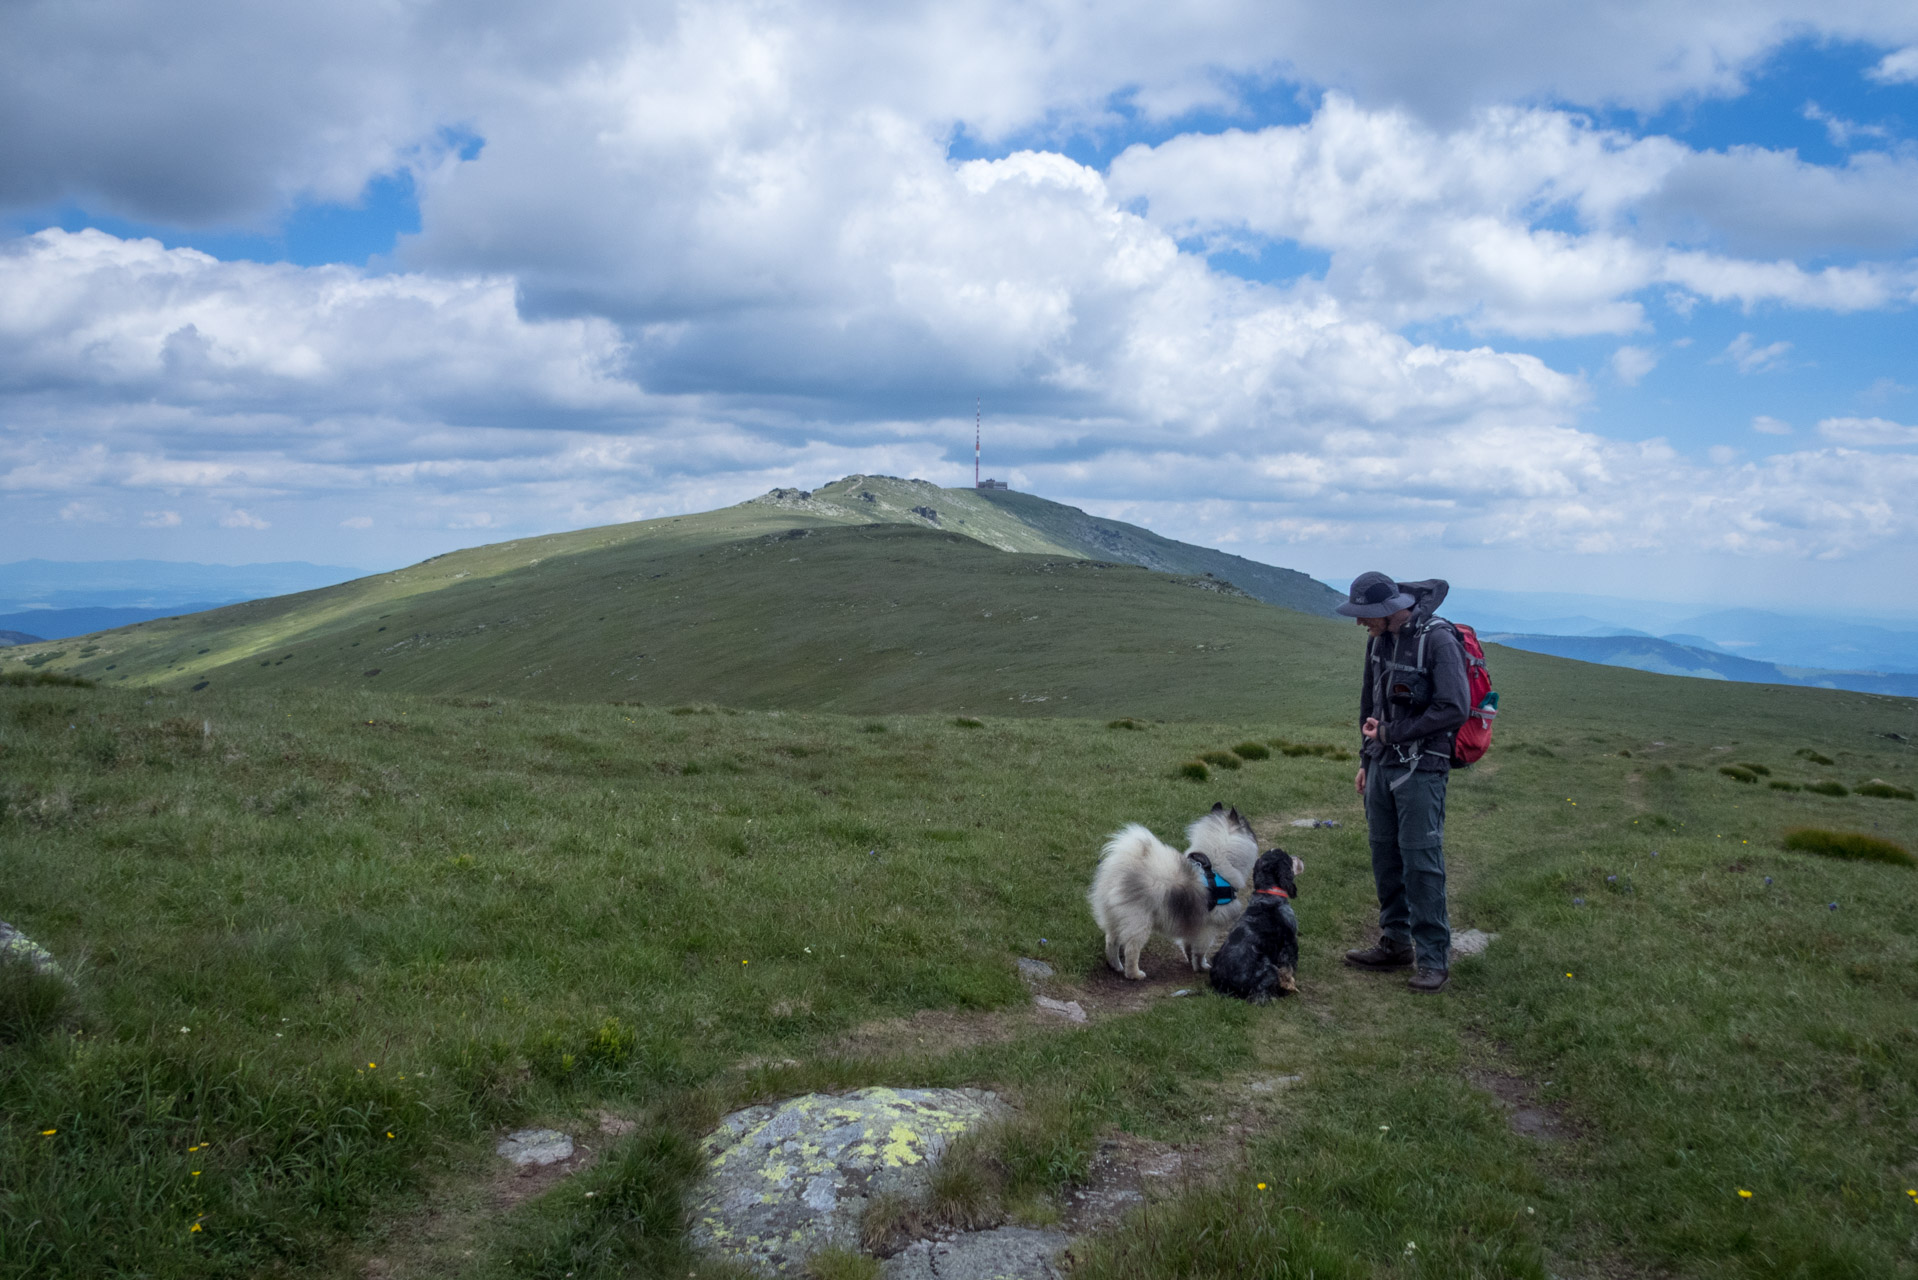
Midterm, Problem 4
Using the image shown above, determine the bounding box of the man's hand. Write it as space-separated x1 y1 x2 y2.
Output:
1354 767 1366 797
1361 716 1382 742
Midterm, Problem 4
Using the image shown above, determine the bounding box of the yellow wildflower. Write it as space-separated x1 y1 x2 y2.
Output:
1737 1189 1752 1199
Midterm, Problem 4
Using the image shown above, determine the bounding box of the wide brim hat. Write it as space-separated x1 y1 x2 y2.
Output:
1336 571 1415 618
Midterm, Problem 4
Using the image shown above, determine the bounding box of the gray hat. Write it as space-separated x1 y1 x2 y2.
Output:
1336 571 1414 618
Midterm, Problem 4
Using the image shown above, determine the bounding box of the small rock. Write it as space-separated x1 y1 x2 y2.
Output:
1016 957 1055 982
1288 818 1341 828
496 1129 574 1166
1034 996 1087 1023
1450 928 1498 959
0 920 63 978
882 1226 1069 1280
1169 988 1194 998
1245 1074 1304 1094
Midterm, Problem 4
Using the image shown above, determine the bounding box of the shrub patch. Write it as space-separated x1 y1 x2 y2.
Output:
1782 828 1915 869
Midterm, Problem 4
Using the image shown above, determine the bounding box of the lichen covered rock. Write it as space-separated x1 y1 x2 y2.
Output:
688 1086 1004 1274
0 920 62 978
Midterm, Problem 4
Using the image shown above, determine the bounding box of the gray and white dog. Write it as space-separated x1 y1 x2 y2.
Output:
1089 803 1258 979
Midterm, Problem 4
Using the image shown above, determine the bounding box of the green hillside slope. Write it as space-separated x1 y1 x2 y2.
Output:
11 523 1358 720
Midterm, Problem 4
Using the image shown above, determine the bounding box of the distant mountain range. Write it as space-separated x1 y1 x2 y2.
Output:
1486 633 1918 698
0 559 364 615
1433 587 1918 677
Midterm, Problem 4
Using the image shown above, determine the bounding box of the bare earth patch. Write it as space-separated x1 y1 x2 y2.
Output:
1464 1066 1577 1142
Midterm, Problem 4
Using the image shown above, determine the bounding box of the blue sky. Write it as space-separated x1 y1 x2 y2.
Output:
2 2 1915 613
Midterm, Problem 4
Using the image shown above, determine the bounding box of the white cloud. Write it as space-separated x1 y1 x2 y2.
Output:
1721 333 1792 374
2 5 1917 592
58 500 108 523
1868 46 1918 84
1800 101 1891 149
1107 96 1918 338
1708 445 1741 465
219 508 270 529
1611 345 1658 385
1751 415 1791 435
339 515 373 528
1818 416 1918 446
141 509 182 526
7 1 1916 231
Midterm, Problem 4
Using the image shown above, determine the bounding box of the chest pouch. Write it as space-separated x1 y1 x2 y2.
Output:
1387 668 1433 713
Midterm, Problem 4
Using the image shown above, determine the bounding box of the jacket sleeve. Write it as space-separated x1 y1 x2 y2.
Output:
1379 626 1468 747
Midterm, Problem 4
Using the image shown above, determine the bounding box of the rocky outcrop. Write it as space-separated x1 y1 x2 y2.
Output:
688 1086 1004 1275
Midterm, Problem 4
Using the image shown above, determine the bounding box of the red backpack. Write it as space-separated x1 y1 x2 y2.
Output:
1442 620 1497 766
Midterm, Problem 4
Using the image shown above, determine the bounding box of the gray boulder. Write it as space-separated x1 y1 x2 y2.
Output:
688 1086 1004 1275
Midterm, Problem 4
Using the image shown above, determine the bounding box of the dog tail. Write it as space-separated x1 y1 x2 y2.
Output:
1185 808 1258 887
1092 824 1202 934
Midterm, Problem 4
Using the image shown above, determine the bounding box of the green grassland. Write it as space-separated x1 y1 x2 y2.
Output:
4 641 1917 1277
4 496 1918 1277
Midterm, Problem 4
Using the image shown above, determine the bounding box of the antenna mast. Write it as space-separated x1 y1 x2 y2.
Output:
974 399 981 488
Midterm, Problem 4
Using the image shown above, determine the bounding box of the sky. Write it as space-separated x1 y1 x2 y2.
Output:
3 2 1917 616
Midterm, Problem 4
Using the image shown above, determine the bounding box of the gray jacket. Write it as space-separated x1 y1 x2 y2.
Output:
1359 618 1470 773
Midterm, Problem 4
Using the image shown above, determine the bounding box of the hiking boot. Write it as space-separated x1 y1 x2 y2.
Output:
1343 940 1415 970
1407 968 1450 993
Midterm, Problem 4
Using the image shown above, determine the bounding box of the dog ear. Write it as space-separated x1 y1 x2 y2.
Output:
1210 801 1225 813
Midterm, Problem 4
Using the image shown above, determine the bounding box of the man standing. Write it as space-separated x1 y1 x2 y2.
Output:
1336 573 1470 993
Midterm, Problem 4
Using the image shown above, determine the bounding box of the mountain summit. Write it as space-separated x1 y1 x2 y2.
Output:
748 476 1343 617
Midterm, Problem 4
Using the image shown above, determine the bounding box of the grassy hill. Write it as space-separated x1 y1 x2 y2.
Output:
1 520 1352 720
0 474 1345 712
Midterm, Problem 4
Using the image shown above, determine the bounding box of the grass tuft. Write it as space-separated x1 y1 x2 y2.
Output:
1797 748 1836 765
0 957 81 1043
1106 718 1147 731
859 722 889 734
1768 780 1802 792
1734 761 1771 776
805 1246 882 1280
1782 827 1915 869
953 717 984 728
1806 780 1850 797
1197 750 1242 771
1718 766 1758 784
1271 740 1352 761
485 1121 709 1279
1855 780 1915 801
1230 741 1270 760
1176 760 1210 781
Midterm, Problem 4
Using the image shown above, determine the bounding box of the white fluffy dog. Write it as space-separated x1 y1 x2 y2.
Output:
1089 803 1259 980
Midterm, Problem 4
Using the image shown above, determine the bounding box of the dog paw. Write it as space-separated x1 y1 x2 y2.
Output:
1124 969 1148 981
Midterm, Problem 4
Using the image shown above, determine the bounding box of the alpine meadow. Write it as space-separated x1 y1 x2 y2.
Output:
3 478 1917 1280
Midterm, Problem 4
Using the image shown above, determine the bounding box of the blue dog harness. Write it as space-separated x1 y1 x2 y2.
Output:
1200 863 1237 910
